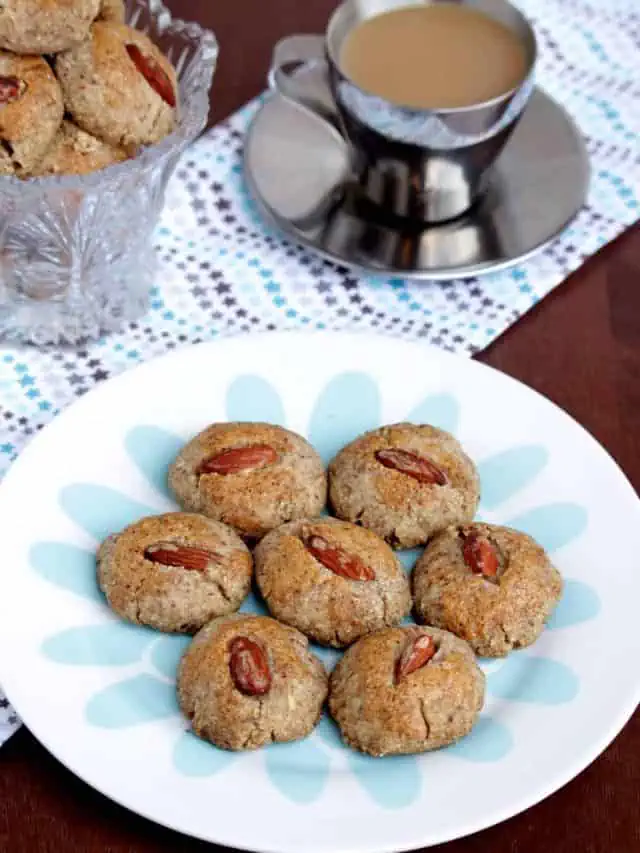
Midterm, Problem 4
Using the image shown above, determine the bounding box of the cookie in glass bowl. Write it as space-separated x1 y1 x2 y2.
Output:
412 522 563 657
178 614 328 750
56 21 177 149
329 625 485 756
0 52 63 177
255 517 411 647
329 423 480 548
97 0 125 22
0 0 99 54
29 120 128 177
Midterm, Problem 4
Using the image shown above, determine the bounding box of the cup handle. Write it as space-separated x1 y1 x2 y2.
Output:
268 35 343 135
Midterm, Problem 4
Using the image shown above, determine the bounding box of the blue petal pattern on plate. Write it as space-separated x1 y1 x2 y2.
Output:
447 716 514 762
30 542 100 602
240 588 269 616
86 674 178 727
507 503 588 553
397 548 422 573
151 635 191 679
60 484 156 542
407 392 460 433
125 426 184 501
312 646 341 672
316 717 421 808
548 579 601 629
42 623 153 666
347 751 422 808
173 731 237 776
309 372 380 463
266 736 332 804
37 372 602 804
486 654 580 704
478 446 549 509
226 375 286 424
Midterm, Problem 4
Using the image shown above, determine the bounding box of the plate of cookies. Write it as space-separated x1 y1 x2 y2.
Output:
0 331 638 852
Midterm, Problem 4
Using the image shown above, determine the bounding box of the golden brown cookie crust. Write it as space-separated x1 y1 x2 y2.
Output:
30 120 128 177
178 614 328 750
412 523 563 657
0 52 63 177
97 512 253 633
255 517 412 647
97 0 125 23
56 21 177 149
329 423 480 549
329 626 485 756
169 422 327 540
0 0 100 54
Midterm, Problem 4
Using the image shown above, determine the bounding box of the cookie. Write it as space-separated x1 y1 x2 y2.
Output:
30 120 128 177
255 517 411 647
329 423 480 549
0 0 100 54
178 614 328 750
329 626 485 756
169 422 327 540
97 512 253 633
56 21 177 149
412 523 563 656
0 53 63 177
97 0 125 23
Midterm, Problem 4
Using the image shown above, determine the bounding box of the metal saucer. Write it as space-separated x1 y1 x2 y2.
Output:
243 69 590 280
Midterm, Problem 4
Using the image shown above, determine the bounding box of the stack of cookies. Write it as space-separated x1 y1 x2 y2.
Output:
97 420 562 757
0 0 178 178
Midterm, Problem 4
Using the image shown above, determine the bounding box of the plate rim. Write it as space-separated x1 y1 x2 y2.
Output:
0 329 638 853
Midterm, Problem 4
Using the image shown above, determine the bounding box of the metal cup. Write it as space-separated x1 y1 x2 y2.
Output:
270 0 537 224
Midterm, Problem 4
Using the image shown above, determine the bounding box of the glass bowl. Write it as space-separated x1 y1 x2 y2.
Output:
0 0 218 346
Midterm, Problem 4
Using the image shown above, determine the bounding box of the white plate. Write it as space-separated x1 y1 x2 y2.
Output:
0 331 638 853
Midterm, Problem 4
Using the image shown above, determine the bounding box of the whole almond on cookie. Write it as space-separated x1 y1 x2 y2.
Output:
197 444 278 476
304 533 376 581
229 636 272 696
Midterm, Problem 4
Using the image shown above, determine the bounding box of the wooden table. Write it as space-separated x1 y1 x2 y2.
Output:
1 1 638 851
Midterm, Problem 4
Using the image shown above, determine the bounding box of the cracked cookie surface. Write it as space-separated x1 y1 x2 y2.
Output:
0 52 63 177
169 422 327 540
329 423 480 549
412 522 563 656
178 614 328 750
97 512 252 633
329 625 485 756
255 517 411 647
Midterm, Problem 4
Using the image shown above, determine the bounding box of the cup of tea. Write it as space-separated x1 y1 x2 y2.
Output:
269 0 537 224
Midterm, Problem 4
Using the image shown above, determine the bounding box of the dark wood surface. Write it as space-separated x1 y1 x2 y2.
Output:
1 1 639 851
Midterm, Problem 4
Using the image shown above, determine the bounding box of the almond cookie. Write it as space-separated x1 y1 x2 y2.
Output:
56 22 177 149
413 523 563 657
97 512 253 633
178 614 328 750
255 517 411 647
0 53 63 177
97 0 125 23
169 422 327 540
329 423 480 549
0 0 100 54
329 625 485 756
30 120 128 177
